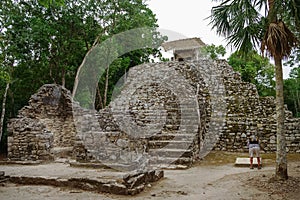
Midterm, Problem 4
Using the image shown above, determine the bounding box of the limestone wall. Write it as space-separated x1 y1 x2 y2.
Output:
7 118 53 161
214 61 300 153
7 85 76 161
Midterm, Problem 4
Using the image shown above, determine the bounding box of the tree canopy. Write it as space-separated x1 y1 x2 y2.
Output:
0 0 165 151
284 66 300 117
201 44 226 60
228 50 275 97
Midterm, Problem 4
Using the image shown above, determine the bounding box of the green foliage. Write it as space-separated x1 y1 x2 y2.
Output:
1 0 100 115
37 0 65 7
0 0 164 151
0 71 10 83
284 67 300 117
211 0 298 180
283 12 300 68
0 0 163 111
96 57 131 109
228 51 275 97
209 0 299 55
209 0 265 53
201 44 226 60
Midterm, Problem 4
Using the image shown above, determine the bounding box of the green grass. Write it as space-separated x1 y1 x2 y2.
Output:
194 151 300 167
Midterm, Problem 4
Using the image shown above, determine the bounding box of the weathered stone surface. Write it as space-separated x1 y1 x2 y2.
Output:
6 60 300 167
3 163 164 195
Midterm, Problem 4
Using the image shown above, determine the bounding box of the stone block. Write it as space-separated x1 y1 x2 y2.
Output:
235 157 262 166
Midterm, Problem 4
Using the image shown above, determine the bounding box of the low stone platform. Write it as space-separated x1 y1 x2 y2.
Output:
0 162 163 195
235 157 262 167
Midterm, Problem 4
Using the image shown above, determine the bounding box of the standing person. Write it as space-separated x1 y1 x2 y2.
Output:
247 135 261 169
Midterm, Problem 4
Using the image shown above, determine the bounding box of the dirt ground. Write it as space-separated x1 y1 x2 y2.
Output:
1 152 300 200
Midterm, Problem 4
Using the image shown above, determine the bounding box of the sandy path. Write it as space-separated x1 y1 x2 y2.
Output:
110 165 274 200
0 164 275 200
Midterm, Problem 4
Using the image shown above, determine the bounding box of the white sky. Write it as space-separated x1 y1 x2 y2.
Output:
147 0 292 78
147 0 227 48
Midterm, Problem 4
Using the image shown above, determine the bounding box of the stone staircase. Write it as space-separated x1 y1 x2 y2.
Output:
147 132 196 167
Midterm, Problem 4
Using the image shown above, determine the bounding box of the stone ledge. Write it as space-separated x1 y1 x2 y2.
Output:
0 160 45 165
8 170 163 195
235 157 262 167
2 163 164 195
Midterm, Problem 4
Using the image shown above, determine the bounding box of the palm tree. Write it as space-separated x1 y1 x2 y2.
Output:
209 0 299 180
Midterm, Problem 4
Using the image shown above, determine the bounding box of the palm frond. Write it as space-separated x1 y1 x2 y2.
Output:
262 20 298 59
209 4 232 37
209 0 266 53
253 0 268 10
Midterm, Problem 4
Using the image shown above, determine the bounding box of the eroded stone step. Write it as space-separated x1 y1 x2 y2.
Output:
148 140 193 149
148 133 194 141
149 156 192 165
3 163 164 195
148 148 193 158
150 164 189 170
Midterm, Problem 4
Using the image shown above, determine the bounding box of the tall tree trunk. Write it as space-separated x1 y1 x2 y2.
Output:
96 86 104 110
62 67 66 88
0 82 9 143
296 88 300 116
267 0 276 21
72 32 105 98
274 56 288 180
292 93 298 116
103 65 110 107
72 46 95 97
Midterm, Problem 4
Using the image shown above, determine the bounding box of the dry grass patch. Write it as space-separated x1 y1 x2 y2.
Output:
194 151 300 167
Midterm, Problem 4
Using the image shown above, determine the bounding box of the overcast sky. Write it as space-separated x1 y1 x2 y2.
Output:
147 0 226 47
147 0 292 78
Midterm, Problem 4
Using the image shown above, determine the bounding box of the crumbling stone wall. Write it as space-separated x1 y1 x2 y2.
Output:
7 60 300 164
7 118 53 161
214 61 300 153
7 85 76 161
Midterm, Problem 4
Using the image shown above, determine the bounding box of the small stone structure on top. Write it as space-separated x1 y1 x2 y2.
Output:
161 38 206 61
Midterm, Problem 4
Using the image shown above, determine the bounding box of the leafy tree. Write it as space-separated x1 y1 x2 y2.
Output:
0 0 164 151
0 64 10 148
201 44 226 60
210 0 299 180
72 0 165 108
283 0 300 68
37 0 65 7
284 66 300 117
228 50 275 97
0 0 163 109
